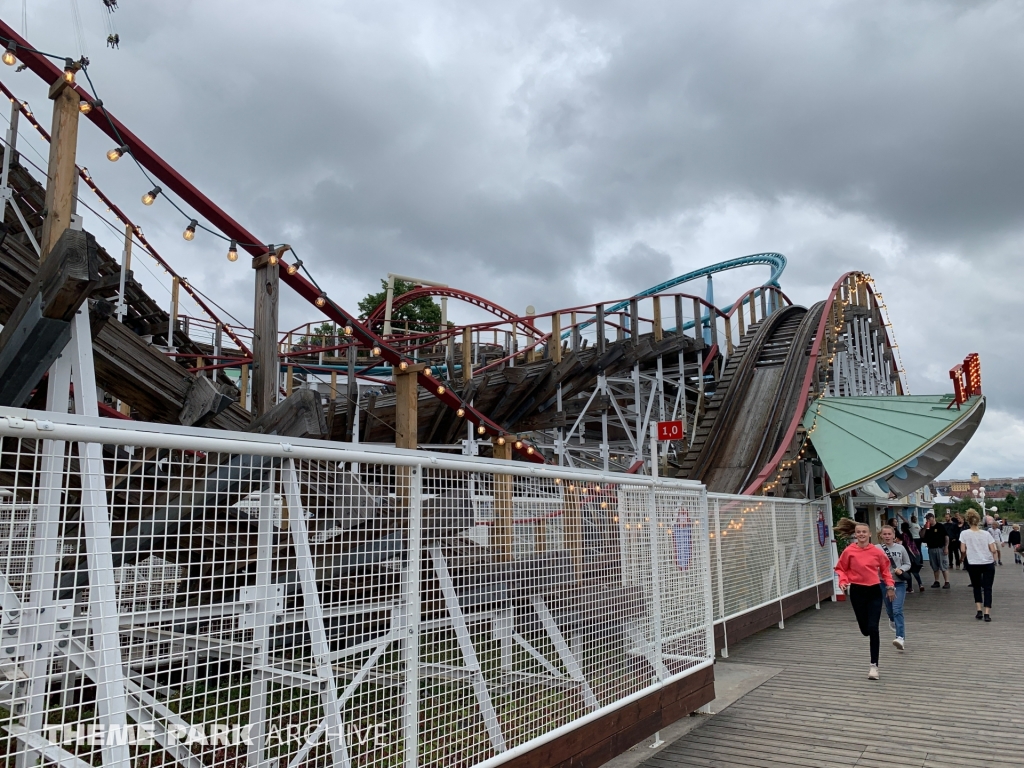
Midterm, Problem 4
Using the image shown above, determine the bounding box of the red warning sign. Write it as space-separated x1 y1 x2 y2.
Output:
656 420 684 441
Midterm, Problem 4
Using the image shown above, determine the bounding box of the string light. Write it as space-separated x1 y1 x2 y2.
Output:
398 361 409 371
182 219 197 241
496 436 505 445
343 325 353 336
226 240 238 262
286 259 302 276
514 440 523 449
106 145 128 162
477 425 486 435
62 58 76 84
2 44 16 67
371 346 381 357
267 253 278 266
456 407 465 417
526 446 535 455
423 368 432 377
436 385 445 395
141 186 161 206
315 292 327 308
79 98 100 114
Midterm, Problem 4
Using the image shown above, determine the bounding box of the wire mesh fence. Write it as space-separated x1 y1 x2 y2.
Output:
0 412 830 768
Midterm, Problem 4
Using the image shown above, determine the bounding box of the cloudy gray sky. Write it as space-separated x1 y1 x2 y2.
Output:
11 0 1023 478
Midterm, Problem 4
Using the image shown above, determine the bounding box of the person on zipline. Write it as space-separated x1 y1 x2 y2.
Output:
834 519 895 680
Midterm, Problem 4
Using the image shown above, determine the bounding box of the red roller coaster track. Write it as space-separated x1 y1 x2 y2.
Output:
0 19 542 462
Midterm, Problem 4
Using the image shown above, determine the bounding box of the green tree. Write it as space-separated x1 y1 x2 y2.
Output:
357 279 442 332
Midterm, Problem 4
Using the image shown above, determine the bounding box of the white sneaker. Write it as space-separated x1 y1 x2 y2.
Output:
893 637 904 650
868 665 879 680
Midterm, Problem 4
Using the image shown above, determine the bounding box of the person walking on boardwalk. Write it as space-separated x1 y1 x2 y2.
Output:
1008 524 1021 565
899 522 925 592
834 519 896 680
944 512 962 570
988 521 1003 566
923 513 950 588
909 515 922 550
960 510 998 621
877 525 911 650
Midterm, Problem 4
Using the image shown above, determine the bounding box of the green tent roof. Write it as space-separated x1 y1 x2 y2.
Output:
803 394 986 496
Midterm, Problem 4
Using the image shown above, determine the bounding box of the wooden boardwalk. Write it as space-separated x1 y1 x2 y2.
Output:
641 561 1024 768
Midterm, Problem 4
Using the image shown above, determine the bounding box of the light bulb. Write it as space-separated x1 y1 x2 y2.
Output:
286 259 302 276
514 441 523 449
370 346 380 357
554 477 562 484
227 240 238 262
456 407 465 417
79 100 91 114
141 186 161 205
398 361 408 371
63 59 76 84
496 436 505 445
268 254 278 266
343 325 353 336
107 145 128 162
436 385 445 395
183 219 197 241
315 292 327 308
477 425 486 435
2 45 16 67
423 368 432 377
526 446 535 455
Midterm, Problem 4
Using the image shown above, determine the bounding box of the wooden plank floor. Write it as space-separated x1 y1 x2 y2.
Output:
641 561 1024 768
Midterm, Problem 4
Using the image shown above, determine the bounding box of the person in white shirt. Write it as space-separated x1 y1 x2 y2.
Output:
960 510 998 621
988 523 1003 565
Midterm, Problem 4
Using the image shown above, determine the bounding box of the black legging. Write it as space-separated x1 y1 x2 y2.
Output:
966 563 995 608
848 584 883 664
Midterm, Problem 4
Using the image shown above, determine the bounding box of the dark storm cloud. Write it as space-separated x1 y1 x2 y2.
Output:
16 0 1024 473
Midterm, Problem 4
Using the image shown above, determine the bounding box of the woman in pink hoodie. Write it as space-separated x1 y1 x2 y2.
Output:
834 519 895 680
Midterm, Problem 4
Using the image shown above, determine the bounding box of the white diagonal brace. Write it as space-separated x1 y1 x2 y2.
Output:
430 546 506 752
529 596 599 710
284 460 348 768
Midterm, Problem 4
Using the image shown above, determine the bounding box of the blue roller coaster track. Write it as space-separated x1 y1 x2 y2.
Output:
565 252 787 340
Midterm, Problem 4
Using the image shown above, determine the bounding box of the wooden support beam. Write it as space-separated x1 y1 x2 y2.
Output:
492 436 513 562
178 375 233 427
395 362 427 450
653 296 663 342
345 343 356 442
692 298 702 342
462 326 473 382
629 299 639 341
724 314 733 356
749 292 756 326
737 303 745 337
251 252 280 418
595 304 606 354
39 78 81 261
0 228 101 406
247 388 327 438
549 312 562 363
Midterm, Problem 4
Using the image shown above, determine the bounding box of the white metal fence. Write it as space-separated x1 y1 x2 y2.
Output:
0 411 831 768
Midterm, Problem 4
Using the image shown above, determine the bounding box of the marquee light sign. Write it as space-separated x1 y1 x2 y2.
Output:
948 352 981 409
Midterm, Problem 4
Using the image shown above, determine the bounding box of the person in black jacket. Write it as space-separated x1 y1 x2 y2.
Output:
944 513 963 570
1008 524 1022 565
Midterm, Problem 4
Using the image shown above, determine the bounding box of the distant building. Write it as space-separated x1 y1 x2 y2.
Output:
934 475 1023 497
